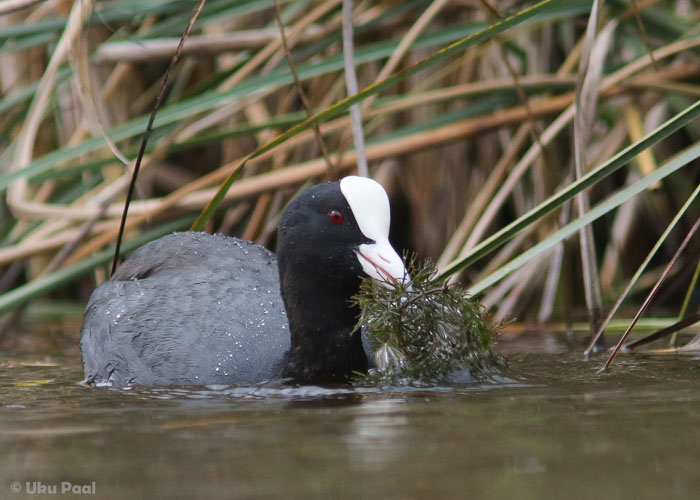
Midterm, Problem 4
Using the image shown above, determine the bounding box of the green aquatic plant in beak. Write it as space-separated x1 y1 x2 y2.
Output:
353 255 504 384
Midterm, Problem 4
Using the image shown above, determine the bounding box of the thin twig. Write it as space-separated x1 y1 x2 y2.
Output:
272 0 338 180
42 202 112 276
479 0 546 156
680 261 700 321
217 0 339 94
584 180 700 356
599 214 700 373
629 0 659 71
0 262 23 294
622 312 700 351
111 0 207 275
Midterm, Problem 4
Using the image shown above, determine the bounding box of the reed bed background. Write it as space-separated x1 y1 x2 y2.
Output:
0 0 699 348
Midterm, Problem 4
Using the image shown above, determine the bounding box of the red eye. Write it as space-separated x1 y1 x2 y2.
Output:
329 210 344 224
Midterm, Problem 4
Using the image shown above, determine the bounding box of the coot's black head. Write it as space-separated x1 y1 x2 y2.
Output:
277 176 406 382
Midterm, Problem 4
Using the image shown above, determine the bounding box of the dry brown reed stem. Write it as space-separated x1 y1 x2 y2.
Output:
7 62 698 228
584 156 698 356
262 8 337 74
90 0 340 211
630 76 700 97
600 215 700 372
60 71 212 268
478 0 545 152
378 0 451 86
95 28 331 62
7 61 671 221
0 85 636 268
101 16 158 102
274 0 338 180
558 0 659 77
592 115 638 291
129 62 194 115
40 204 112 276
9 0 94 215
23 87 272 258
5 63 699 268
0 219 124 266
573 2 608 338
335 0 449 164
242 193 272 242
217 0 340 93
601 97 686 293
0 0 42 16
628 0 659 71
7 75 576 222
619 313 700 351
39 76 183 270
16 166 130 247
342 0 368 177
623 102 660 185
239 101 283 241
70 18 129 166
600 176 640 289
6 35 697 268
537 194 573 322
558 35 585 76
113 0 208 274
485 255 543 319
479 223 541 281
480 229 540 308
437 123 531 268
30 88 610 221
64 126 200 266
171 87 277 149
447 40 700 268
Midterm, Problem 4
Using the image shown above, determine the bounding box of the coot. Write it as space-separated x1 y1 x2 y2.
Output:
80 176 407 386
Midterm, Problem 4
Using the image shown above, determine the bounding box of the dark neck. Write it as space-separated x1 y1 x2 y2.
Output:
280 273 368 382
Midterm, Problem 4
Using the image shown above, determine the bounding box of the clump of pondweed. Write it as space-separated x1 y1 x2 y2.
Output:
352 255 504 385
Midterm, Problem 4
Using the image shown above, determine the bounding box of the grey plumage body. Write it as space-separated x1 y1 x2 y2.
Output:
80 232 290 386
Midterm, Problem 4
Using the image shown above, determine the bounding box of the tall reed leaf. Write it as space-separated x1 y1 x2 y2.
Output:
0 217 194 316
191 0 565 229
467 140 700 295
439 99 700 281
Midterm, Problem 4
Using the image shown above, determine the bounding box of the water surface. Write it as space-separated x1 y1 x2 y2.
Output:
2 329 700 500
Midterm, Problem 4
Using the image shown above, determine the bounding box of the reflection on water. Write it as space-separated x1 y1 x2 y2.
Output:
2 332 700 499
347 399 408 467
